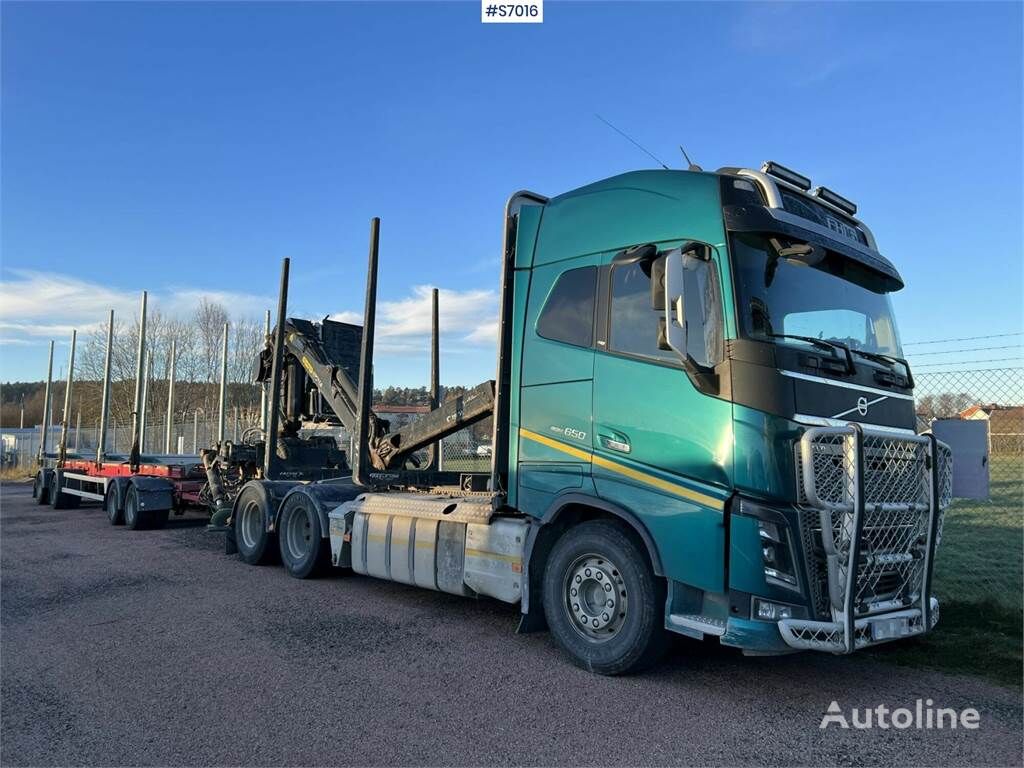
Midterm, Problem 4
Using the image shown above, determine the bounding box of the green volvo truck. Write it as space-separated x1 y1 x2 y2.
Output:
223 161 953 675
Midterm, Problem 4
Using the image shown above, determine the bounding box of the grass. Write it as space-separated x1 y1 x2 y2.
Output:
0 466 34 483
868 453 1023 686
865 600 1022 687
932 454 1023 611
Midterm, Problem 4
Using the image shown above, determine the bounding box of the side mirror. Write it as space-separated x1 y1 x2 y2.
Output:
664 245 709 358
663 248 687 358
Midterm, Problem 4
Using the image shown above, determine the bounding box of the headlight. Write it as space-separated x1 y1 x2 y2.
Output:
758 519 799 589
739 497 802 592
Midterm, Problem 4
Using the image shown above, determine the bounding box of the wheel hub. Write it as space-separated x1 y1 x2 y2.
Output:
564 554 627 640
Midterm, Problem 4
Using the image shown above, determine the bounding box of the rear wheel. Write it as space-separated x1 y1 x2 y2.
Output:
105 485 124 525
278 493 329 579
33 471 50 505
49 471 65 509
234 484 277 565
543 519 668 675
124 485 150 530
48 470 80 510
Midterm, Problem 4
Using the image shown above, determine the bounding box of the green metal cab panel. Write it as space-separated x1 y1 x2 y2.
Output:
728 513 770 595
519 462 583 493
732 405 802 504
532 170 736 337
592 351 732 590
534 171 723 266
514 205 543 269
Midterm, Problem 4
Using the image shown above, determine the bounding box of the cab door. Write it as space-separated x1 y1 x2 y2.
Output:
591 246 732 592
517 258 600 514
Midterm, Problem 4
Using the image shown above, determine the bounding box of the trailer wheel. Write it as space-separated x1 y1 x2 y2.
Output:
47 470 79 510
278 492 329 579
124 485 151 530
542 519 668 676
233 484 277 565
33 471 50 505
105 485 124 525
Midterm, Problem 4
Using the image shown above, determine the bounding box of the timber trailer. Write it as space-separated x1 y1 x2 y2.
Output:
36 162 954 675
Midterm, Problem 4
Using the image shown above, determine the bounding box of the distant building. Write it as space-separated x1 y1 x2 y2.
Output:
956 403 1024 453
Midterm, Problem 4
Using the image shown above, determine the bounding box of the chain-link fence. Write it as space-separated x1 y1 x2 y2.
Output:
915 367 1023 612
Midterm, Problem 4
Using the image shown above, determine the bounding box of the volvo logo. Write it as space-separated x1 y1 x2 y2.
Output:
831 394 887 420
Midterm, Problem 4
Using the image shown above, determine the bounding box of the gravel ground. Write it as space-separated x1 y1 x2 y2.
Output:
2 482 1021 767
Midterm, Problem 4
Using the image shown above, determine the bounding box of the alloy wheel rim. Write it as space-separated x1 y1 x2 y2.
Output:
284 505 313 561
240 500 262 550
563 553 628 642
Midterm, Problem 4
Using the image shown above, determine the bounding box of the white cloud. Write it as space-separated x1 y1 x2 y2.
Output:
0 269 274 348
325 310 364 325
326 284 498 356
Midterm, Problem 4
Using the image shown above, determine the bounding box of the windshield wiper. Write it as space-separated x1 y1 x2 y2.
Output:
848 349 914 386
767 333 855 374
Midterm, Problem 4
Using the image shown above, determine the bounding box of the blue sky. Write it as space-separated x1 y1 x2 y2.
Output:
2 1 1021 386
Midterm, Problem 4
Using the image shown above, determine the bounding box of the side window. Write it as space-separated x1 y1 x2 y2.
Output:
608 262 676 362
537 266 596 347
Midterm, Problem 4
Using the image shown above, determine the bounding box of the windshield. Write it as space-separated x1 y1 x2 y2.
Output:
730 233 903 357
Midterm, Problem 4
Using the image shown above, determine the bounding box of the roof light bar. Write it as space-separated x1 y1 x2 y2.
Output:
812 185 858 216
760 161 811 191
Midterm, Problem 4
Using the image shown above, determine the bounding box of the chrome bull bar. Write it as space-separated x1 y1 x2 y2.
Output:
783 424 952 653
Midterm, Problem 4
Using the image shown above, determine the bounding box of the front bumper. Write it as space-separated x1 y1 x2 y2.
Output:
792 425 951 653
779 596 939 652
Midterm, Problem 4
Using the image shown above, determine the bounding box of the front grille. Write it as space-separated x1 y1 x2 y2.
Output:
795 427 951 618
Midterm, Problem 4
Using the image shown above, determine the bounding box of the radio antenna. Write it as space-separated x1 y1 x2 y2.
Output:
595 113 669 170
680 145 702 172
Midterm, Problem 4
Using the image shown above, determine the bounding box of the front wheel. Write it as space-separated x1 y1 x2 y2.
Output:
542 520 668 675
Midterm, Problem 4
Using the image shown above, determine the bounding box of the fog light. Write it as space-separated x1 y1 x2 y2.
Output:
754 598 794 622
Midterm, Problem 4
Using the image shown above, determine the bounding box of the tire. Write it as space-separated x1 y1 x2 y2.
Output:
542 519 669 675
233 483 277 565
49 471 66 510
278 493 329 579
124 484 150 530
33 471 50 505
105 485 124 525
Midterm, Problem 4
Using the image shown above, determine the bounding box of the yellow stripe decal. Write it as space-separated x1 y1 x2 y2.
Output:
464 548 522 564
519 428 723 510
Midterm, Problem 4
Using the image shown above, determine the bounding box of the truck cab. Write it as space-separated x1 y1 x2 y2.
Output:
498 163 951 671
